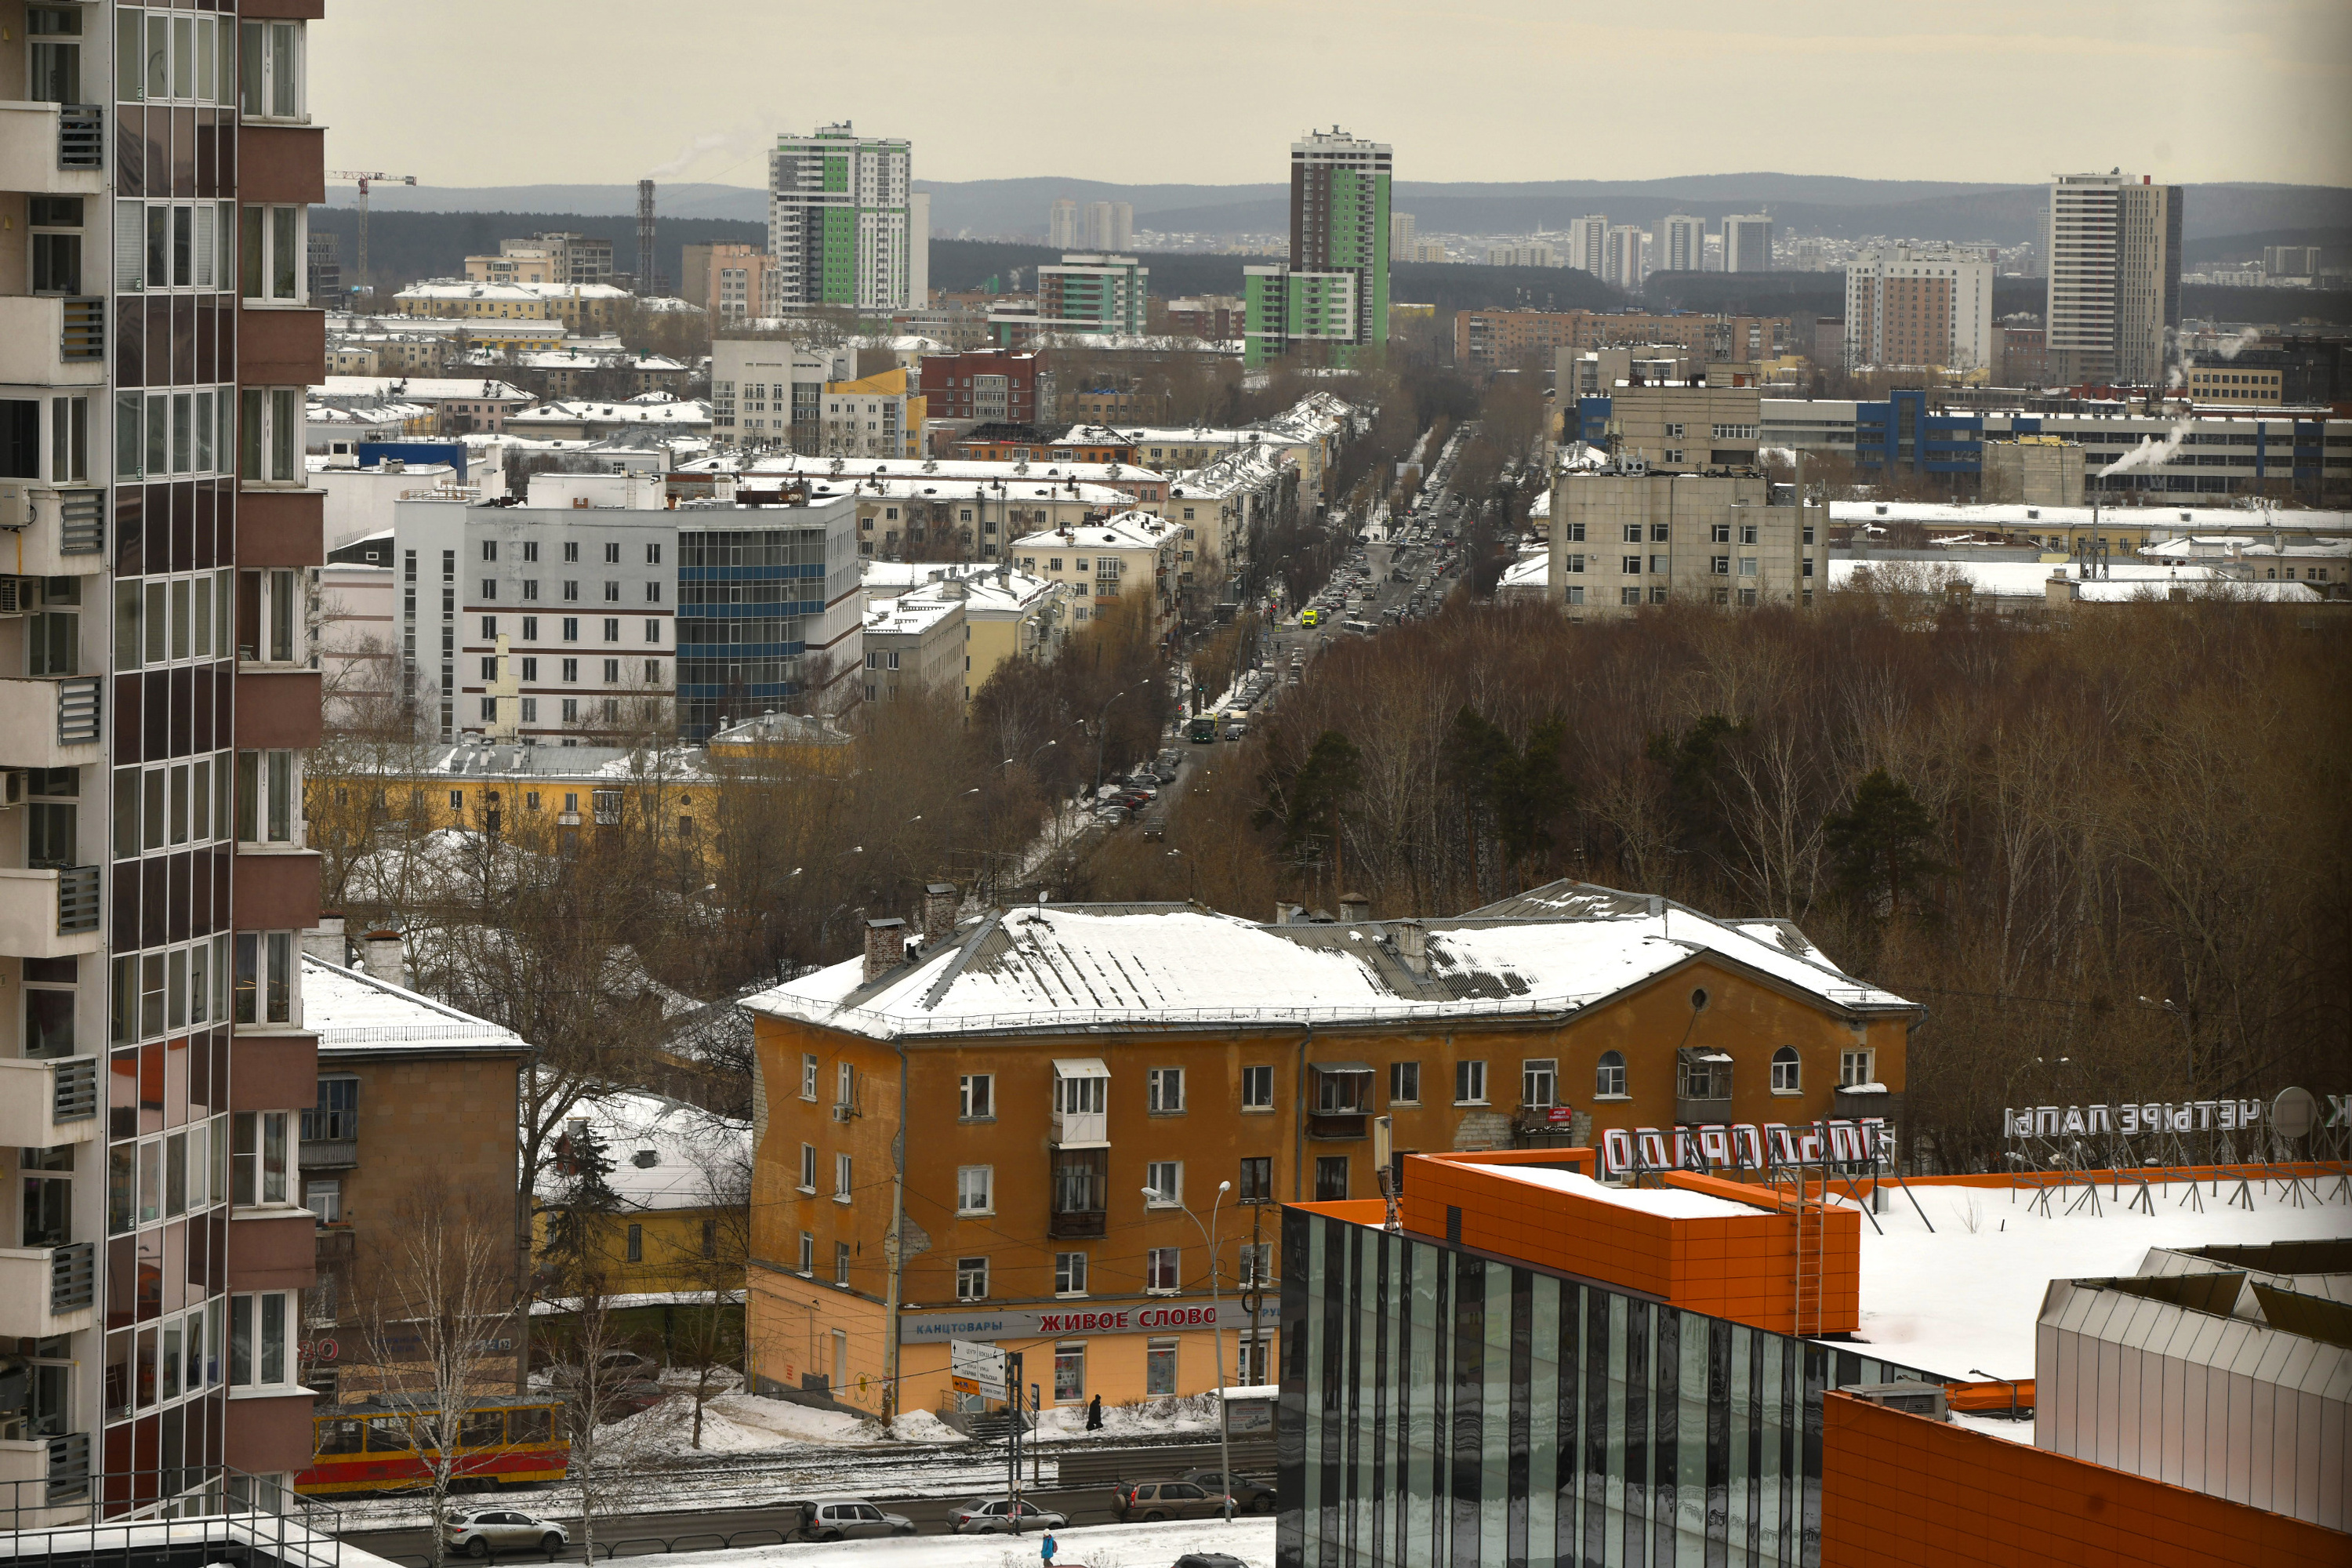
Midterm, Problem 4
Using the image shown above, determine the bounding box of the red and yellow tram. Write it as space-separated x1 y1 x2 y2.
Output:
294 1396 570 1496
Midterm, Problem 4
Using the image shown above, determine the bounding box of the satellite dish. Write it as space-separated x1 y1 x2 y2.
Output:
2270 1087 2318 1140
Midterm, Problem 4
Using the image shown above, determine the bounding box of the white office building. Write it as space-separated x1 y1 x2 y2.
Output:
1656 214 1705 275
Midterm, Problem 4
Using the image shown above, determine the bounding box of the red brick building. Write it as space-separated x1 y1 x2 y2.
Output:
918 350 1048 427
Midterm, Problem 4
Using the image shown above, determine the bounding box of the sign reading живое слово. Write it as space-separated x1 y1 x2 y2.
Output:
904 1301 1279 1345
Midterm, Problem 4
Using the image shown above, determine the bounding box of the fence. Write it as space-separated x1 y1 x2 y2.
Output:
2 1466 346 1566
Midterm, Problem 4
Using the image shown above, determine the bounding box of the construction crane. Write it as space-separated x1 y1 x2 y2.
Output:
327 170 417 299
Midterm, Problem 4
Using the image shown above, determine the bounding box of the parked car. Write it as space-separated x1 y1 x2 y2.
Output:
1181 1470 1276 1512
1112 1479 1237 1522
442 1508 568 1558
949 1498 1069 1534
793 1500 916 1541
1174 1555 1250 1568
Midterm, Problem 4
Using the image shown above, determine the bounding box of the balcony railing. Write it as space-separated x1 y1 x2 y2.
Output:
1305 1112 1368 1140
55 490 102 555
57 105 102 169
298 1138 358 1171
1047 1207 1106 1240
55 866 100 934
48 1243 92 1314
43 1432 88 1506
59 297 103 361
1675 1095 1735 1126
50 1057 96 1123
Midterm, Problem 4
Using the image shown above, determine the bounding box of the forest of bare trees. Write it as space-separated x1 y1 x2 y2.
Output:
1073 594 2350 1172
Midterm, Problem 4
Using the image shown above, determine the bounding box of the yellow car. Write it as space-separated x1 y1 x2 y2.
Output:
1299 608 1319 626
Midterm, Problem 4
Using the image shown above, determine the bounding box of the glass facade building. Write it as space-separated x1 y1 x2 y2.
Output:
674 497 858 739
1277 1207 1936 1568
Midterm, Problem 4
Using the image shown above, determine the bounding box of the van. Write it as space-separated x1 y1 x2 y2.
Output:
1343 618 1374 635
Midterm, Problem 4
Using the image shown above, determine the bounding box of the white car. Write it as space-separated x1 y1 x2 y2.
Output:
949 1498 1069 1534
443 1508 568 1558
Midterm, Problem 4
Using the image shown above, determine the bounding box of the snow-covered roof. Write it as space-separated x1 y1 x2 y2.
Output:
509 399 713 427
2140 535 2352 559
320 376 533 402
541 1090 750 1213
804 475 1129 506
727 452 1168 488
1828 559 2321 602
1498 549 1549 590
303 955 529 1058
1826 499 2352 537
743 884 1912 1042
864 594 961 638
1010 509 1181 553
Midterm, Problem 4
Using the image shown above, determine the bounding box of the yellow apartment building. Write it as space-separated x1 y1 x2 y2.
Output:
740 881 1917 1421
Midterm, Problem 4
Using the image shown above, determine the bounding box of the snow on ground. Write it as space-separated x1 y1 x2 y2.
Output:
1027 1391 1220 1446
597 1392 890 1457
1853 1173 2349 1382
534 1516 1274 1568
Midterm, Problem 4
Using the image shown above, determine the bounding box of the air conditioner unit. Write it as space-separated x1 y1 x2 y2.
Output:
0 482 28 530
829 1103 855 1123
1842 1381 1948 1421
2 771 27 808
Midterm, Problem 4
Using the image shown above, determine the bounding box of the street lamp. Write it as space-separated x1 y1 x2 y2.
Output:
1143 1178 1235 1518
1091 688 1129 800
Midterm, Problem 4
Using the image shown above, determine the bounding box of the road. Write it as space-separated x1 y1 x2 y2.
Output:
345 1486 1138 1564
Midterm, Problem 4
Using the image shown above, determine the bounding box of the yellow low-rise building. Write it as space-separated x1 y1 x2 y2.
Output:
821 367 927 461
535 1090 752 1298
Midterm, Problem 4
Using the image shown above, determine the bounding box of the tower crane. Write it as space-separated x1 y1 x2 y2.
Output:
327 170 417 299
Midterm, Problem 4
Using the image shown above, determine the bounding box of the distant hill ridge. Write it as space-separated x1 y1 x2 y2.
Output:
330 175 2349 249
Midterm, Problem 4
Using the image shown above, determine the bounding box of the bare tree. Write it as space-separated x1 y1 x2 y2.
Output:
357 1185 517 1568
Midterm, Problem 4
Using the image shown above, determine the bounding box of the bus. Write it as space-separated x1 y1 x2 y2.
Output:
295 1395 570 1496
1187 713 1221 744
1298 608 1319 626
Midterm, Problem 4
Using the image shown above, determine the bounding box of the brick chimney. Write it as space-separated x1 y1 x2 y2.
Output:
1392 920 1428 977
1338 891 1370 924
302 914 349 967
863 917 908 982
921 883 958 946
1274 902 1304 925
361 928 405 985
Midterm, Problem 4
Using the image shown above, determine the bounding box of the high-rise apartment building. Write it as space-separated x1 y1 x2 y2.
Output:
0 0 329 1518
2045 172 2182 387
1723 213 1773 273
1082 201 1132 252
1242 128 1390 368
1600 225 1646 292
768 123 923 312
1047 198 1080 249
1657 214 1704 274
681 242 775 322
1842 245 1995 372
1392 211 1417 253
1036 253 1148 335
1563 215 1609 276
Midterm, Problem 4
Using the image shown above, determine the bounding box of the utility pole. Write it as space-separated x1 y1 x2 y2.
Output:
327 170 417 301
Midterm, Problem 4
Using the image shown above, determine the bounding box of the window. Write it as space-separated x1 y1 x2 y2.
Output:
959 1073 993 1120
798 1232 814 1274
1522 1058 1557 1109
1595 1050 1628 1098
1054 1344 1085 1403
1711 523 1732 543
240 205 305 303
837 1062 855 1105
304 1178 341 1223
303 1077 357 1142
1771 1047 1802 1094
604 542 621 564
561 617 579 642
1145 1247 1179 1293
1240 1065 1273 1110
1621 524 1641 543
238 18 305 118
956 1257 989 1301
1622 556 1642 575
624 1223 643 1262
1054 1251 1088 1296
230 1112 289 1206
602 659 619 683
798 1142 816 1193
1454 1060 1487 1105
239 388 302 483
1147 1066 1185 1113
1841 1049 1875 1087
1237 1156 1272 1204
801 1054 819 1100
833 1152 853 1200
1389 1061 1421 1105
1146 1338 1178 1396
956 1166 993 1214
603 619 619 642
1314 1156 1350 1200
1145 1160 1181 1206
236 750 299 844
232 931 296 1024
604 582 620 603
1621 586 1642 606
230 1291 292 1388
564 541 580 563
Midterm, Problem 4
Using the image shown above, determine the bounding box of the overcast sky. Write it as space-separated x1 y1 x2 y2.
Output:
317 1 2351 190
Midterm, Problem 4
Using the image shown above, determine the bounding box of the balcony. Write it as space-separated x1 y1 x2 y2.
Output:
0 1432 90 1527
0 296 104 387
0 1243 97 1338
0 677 100 768
0 485 105 576
1675 1050 1733 1126
0 100 107 194
298 1137 358 1171
0 1056 99 1149
0 867 103 959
